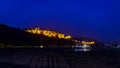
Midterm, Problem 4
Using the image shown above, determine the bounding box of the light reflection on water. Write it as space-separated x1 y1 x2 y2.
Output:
75 48 90 52
74 44 91 52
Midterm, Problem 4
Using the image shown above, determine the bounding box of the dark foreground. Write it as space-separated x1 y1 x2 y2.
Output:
0 48 120 68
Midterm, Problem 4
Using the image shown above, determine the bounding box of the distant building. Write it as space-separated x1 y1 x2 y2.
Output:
25 27 72 39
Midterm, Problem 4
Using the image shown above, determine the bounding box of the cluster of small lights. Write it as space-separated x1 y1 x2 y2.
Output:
72 40 95 45
81 41 95 45
72 40 81 43
25 27 72 39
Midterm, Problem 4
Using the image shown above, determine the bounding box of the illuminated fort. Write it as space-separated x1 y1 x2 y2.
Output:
25 27 95 45
25 27 72 39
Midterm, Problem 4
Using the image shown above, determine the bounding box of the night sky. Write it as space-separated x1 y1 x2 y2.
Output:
0 0 120 41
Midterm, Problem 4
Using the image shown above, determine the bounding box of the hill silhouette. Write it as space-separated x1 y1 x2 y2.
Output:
0 23 74 47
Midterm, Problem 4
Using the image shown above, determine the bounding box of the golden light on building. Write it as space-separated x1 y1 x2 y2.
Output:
58 33 65 39
75 40 78 42
65 35 72 39
25 27 72 39
81 41 95 45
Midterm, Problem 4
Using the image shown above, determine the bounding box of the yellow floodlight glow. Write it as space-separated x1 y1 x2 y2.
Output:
25 27 72 39
82 41 95 45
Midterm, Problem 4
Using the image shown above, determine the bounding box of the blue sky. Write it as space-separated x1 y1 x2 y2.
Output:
0 0 120 41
